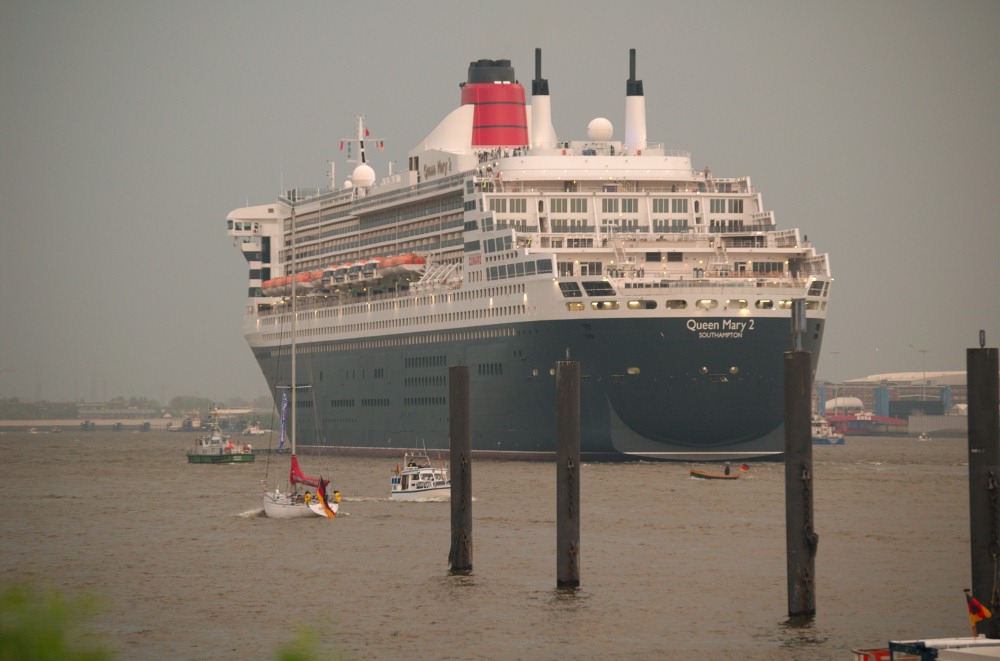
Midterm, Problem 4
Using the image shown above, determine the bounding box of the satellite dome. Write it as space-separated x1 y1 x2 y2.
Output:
351 164 376 188
343 180 354 189
587 117 613 142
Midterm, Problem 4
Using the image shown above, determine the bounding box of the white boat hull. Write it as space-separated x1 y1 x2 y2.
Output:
262 490 338 518
390 485 450 502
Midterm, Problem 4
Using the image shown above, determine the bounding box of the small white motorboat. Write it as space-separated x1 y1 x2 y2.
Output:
390 451 450 501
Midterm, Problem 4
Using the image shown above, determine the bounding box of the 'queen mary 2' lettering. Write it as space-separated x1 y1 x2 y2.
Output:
686 318 755 339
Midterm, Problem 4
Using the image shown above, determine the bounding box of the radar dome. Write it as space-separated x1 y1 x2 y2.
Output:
351 164 376 188
343 180 354 189
587 117 613 142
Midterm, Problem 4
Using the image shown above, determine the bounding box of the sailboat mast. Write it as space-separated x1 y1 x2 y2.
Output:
290 204 297 457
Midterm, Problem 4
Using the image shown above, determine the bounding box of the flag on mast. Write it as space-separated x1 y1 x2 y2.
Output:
965 589 992 635
277 391 287 454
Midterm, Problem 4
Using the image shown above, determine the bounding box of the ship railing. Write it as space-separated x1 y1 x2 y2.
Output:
707 222 777 234
615 275 812 290
351 171 468 212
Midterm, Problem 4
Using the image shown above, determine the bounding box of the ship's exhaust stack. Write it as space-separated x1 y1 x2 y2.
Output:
530 48 557 150
624 48 647 153
460 59 529 148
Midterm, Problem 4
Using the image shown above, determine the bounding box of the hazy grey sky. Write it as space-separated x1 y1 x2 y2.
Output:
2 0 998 403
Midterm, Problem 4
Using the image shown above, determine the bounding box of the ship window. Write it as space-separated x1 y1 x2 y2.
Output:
591 301 620 310
536 259 553 274
696 299 719 310
667 252 683 262
627 367 640 375
665 299 688 310
559 282 583 298
755 299 774 309
808 281 825 296
627 300 657 310
581 281 615 296
777 300 793 309
725 299 749 309
805 300 820 310
566 302 584 312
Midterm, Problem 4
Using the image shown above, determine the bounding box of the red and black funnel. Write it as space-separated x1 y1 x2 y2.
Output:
460 59 528 148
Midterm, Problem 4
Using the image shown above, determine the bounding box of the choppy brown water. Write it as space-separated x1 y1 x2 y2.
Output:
0 431 972 660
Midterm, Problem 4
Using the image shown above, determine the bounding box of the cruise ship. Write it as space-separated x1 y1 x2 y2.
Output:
225 49 831 461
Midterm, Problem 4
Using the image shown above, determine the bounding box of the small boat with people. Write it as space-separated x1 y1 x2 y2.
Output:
691 464 740 480
390 450 450 501
187 413 256 464
811 416 845 445
689 464 742 481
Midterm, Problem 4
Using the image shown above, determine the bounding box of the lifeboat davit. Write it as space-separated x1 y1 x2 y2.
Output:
361 257 384 280
333 263 351 283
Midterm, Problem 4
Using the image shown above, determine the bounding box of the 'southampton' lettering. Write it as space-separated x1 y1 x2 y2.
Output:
686 318 755 339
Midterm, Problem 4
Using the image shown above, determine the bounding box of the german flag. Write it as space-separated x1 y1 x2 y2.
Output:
316 477 337 519
966 589 991 630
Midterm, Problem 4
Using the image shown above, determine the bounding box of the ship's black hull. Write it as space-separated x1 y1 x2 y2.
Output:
253 315 824 462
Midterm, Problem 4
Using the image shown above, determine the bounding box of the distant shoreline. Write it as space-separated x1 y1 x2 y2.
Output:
0 419 184 431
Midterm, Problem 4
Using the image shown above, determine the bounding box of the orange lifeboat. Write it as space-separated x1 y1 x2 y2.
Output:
274 275 296 296
307 269 325 288
382 253 427 281
291 272 312 291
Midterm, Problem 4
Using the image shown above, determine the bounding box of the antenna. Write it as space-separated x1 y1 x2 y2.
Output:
340 116 384 165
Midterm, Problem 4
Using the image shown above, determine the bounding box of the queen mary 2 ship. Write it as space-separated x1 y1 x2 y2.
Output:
225 49 832 461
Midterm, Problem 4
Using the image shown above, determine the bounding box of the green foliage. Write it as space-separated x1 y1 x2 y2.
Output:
275 628 345 661
167 395 217 414
0 583 113 661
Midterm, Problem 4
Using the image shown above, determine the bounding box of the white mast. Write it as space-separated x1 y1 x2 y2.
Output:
289 204 297 457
